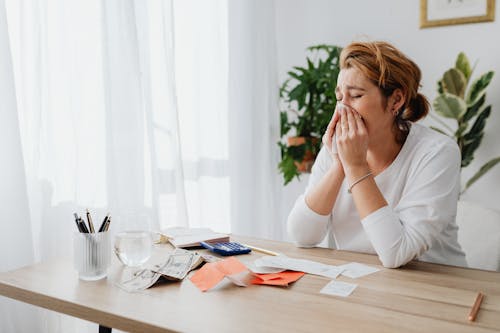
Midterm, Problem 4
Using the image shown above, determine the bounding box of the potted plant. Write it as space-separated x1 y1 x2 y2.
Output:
278 44 342 185
431 52 498 193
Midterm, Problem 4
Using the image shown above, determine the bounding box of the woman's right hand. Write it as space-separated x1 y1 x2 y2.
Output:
322 107 341 161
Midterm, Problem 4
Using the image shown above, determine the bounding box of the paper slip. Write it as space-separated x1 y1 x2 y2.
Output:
158 227 228 248
320 280 357 297
246 262 285 274
254 255 343 279
190 257 249 292
225 271 251 287
337 262 380 279
251 271 304 286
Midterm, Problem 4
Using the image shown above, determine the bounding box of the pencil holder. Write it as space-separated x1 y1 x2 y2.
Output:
73 232 111 281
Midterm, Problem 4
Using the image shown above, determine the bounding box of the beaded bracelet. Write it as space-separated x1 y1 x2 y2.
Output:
347 172 373 194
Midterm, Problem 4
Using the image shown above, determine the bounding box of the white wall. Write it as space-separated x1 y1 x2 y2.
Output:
275 0 500 225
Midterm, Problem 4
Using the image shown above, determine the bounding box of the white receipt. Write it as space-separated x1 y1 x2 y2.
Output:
337 262 380 279
246 262 285 274
254 255 343 279
320 280 357 297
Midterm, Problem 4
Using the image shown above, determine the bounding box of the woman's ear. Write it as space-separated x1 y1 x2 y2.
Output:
390 89 405 116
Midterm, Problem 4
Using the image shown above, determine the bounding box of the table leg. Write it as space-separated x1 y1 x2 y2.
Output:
99 325 112 333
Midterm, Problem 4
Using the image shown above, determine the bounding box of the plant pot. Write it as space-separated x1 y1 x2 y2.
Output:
287 136 318 173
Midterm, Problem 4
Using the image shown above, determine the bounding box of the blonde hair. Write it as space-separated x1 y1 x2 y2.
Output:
340 41 429 142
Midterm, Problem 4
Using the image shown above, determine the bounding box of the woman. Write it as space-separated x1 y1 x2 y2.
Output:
287 41 466 268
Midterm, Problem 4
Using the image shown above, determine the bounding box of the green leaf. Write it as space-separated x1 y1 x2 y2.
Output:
288 83 308 109
461 133 483 167
433 93 467 119
466 71 494 106
441 68 467 98
280 112 291 137
437 80 444 94
454 122 468 138
460 105 490 167
430 126 450 137
278 155 299 185
287 71 303 81
278 141 286 158
455 52 472 82
463 105 491 142
307 57 315 70
462 94 485 123
292 66 307 74
279 79 290 98
463 157 500 192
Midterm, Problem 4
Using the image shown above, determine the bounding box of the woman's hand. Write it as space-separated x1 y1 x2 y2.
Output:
335 106 369 173
322 109 341 161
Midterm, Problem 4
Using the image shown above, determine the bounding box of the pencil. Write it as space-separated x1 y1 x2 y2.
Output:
242 244 280 256
468 292 484 322
86 209 95 233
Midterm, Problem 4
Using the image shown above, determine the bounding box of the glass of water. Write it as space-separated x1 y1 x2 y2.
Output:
114 231 152 267
113 212 153 267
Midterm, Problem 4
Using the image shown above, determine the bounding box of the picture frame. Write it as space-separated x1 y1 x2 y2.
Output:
420 0 496 28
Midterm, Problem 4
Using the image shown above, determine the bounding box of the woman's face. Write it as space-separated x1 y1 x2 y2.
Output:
335 67 394 136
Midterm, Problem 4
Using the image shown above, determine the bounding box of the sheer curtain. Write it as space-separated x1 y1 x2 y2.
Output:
1 0 280 331
0 0 39 331
227 0 282 239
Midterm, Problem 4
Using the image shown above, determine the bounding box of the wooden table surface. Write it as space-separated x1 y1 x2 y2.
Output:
0 236 499 333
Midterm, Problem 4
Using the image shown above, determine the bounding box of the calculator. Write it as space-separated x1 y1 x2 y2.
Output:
200 241 252 256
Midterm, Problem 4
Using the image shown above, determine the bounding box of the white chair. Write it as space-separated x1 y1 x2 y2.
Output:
456 200 500 271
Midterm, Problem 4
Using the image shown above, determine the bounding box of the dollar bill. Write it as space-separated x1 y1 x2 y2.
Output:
116 249 204 292
147 248 204 280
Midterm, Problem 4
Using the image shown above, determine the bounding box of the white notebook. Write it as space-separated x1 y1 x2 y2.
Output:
160 227 229 248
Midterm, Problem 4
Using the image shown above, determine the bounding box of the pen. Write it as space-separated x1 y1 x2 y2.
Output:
73 213 83 232
78 217 90 233
86 209 95 233
468 292 484 322
241 244 280 256
103 216 111 232
98 214 109 232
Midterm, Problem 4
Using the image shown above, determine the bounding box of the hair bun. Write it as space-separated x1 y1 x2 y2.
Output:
404 93 429 122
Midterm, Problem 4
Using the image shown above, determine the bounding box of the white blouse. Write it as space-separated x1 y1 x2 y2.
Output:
287 123 467 268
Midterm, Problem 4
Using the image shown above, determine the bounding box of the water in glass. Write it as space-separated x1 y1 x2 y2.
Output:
114 231 152 267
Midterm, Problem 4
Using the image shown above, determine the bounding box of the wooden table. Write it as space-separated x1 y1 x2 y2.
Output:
0 236 499 332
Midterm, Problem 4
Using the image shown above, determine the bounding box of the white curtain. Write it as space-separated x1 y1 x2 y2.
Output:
1 0 280 332
0 0 40 331
228 0 282 239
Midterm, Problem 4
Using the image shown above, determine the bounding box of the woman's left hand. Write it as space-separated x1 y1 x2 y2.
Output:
335 106 369 172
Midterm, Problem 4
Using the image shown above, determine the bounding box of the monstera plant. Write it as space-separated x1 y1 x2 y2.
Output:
432 52 498 193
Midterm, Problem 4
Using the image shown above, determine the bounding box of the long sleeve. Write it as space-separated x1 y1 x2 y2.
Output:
287 147 332 247
361 141 461 268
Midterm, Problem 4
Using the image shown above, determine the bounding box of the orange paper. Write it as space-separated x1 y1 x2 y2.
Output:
251 271 304 286
190 263 226 292
215 257 248 275
190 257 248 292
